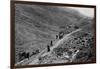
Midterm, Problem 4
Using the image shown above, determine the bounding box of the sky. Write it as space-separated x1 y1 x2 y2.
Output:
68 7 94 17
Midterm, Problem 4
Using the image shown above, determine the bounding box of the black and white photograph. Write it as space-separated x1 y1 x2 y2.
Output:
11 1 96 68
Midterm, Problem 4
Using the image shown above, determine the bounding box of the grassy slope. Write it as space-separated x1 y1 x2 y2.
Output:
15 4 94 63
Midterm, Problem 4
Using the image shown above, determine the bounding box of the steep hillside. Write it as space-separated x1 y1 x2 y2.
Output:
15 4 94 63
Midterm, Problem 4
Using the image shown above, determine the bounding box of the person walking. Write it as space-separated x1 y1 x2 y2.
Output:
50 40 53 46
47 45 50 52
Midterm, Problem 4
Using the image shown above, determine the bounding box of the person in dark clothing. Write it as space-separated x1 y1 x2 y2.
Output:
50 40 53 46
19 52 26 61
26 52 30 60
47 45 50 52
22 52 26 57
59 31 64 39
56 35 58 39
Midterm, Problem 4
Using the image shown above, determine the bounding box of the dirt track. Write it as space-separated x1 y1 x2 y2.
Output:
29 29 81 64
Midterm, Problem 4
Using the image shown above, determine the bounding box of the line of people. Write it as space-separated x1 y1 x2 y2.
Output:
18 31 65 62
47 31 65 52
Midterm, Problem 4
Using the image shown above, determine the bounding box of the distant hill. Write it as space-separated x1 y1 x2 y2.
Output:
15 4 92 46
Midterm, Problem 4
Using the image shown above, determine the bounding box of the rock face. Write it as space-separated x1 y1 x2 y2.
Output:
15 4 95 64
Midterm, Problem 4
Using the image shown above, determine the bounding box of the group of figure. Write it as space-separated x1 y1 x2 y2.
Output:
19 52 30 61
47 31 65 52
18 49 40 61
38 31 65 63
56 31 64 39
18 31 65 62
